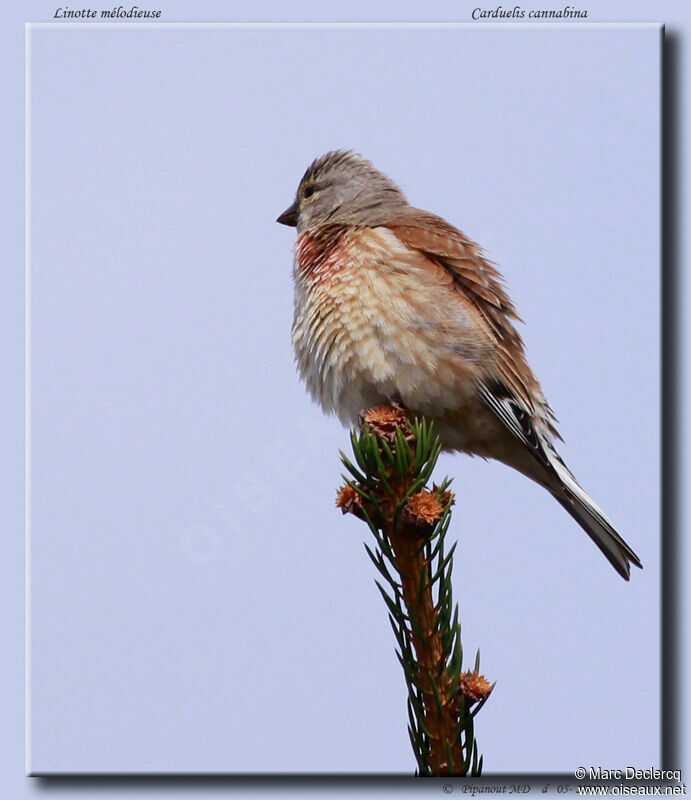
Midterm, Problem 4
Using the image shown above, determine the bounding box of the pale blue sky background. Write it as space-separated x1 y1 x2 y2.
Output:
0 0 686 791
1 0 690 792
25 22 661 775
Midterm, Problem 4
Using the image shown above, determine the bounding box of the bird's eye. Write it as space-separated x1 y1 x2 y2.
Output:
303 185 316 199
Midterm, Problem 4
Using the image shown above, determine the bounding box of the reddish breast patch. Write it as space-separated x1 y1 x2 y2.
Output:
296 227 349 286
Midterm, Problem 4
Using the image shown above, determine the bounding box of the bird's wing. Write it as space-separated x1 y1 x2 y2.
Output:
384 209 561 443
385 212 642 578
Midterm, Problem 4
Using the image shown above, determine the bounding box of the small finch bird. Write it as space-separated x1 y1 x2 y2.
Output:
277 150 642 580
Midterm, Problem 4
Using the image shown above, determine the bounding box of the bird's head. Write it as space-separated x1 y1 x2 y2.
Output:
276 150 408 233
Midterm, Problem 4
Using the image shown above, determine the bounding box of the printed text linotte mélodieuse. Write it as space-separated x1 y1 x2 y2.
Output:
53 6 162 19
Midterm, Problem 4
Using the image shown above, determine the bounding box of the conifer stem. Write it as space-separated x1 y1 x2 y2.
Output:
335 405 492 776
385 493 462 774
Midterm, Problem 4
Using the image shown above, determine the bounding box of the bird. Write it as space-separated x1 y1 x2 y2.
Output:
276 150 642 580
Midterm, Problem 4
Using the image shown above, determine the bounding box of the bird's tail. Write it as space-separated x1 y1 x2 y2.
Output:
478 382 642 579
546 455 642 581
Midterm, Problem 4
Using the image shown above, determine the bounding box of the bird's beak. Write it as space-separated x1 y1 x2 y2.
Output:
276 201 299 227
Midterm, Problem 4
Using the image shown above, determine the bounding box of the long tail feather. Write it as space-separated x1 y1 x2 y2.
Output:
553 487 642 580
478 379 642 579
546 455 642 580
